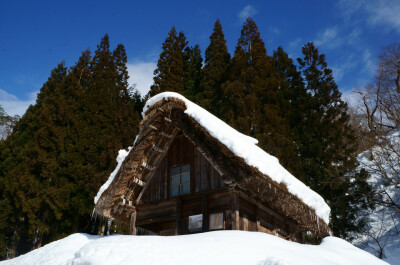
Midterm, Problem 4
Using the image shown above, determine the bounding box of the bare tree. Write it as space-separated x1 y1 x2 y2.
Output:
0 105 19 140
354 44 400 210
351 44 400 259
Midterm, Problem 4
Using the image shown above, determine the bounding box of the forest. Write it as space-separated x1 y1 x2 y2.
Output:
0 18 399 260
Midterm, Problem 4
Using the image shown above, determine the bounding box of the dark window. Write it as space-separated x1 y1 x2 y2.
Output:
188 214 203 232
171 164 190 197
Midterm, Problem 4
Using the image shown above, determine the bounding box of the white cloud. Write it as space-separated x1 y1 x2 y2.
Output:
238 5 258 21
313 26 363 50
341 89 360 108
338 0 400 34
127 61 157 97
331 67 344 83
369 2 400 32
331 54 357 82
347 28 362 44
314 27 342 49
269 27 280 35
361 49 375 74
0 89 37 117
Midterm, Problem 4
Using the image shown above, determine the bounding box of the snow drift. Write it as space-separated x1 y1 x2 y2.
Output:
0 231 387 265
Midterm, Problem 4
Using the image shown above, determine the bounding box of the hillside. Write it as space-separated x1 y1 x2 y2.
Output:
353 131 400 264
0 231 387 265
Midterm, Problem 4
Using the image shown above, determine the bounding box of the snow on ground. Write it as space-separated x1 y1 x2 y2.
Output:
0 234 100 265
353 131 400 264
142 92 330 224
0 231 387 265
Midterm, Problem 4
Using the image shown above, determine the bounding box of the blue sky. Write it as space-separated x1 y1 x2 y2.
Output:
1 0 400 116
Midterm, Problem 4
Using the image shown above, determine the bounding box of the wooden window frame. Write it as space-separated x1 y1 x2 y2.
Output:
170 164 191 197
209 212 225 231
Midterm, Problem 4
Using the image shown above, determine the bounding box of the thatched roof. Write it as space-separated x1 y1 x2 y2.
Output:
94 93 332 237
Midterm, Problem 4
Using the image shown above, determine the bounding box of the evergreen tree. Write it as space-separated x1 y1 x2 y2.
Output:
297 42 369 238
221 18 271 131
183 44 203 100
131 89 145 117
0 63 72 255
221 18 291 166
198 19 231 116
0 35 141 258
148 27 187 96
272 47 307 177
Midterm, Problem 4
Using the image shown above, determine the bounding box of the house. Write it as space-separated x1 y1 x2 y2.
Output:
94 92 331 242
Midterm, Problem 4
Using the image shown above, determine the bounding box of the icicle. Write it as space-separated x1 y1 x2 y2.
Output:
91 208 96 219
107 219 113 235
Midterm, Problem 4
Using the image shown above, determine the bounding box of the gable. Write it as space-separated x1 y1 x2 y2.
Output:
94 95 331 237
140 134 224 204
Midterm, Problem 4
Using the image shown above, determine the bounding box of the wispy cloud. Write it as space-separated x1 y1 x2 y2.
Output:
269 27 280 35
341 89 359 108
286 38 302 59
361 49 375 75
347 28 362 44
238 5 258 22
313 25 363 51
338 0 400 34
314 27 342 49
0 89 37 117
331 54 358 82
127 60 157 97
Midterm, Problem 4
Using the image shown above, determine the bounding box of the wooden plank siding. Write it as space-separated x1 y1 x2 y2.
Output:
135 134 303 242
141 134 223 204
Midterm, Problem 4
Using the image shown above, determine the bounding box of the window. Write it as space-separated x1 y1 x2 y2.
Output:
188 214 203 232
171 164 190 197
209 213 224 230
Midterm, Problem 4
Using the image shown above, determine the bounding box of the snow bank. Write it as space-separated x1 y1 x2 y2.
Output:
1 234 99 265
94 147 132 204
1 231 387 265
143 92 331 224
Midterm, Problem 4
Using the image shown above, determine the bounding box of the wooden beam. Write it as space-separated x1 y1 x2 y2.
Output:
135 128 179 205
160 131 173 138
136 214 177 226
149 124 158 130
176 199 182 235
231 192 240 230
132 177 146 187
202 195 208 232
237 190 286 224
141 161 155 171
129 211 137 235
152 144 165 153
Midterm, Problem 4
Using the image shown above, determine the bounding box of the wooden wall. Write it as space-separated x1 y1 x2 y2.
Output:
136 190 302 241
141 134 223 203
135 134 302 241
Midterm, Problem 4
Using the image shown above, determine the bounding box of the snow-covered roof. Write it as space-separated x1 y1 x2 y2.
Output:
142 92 331 223
94 148 132 205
